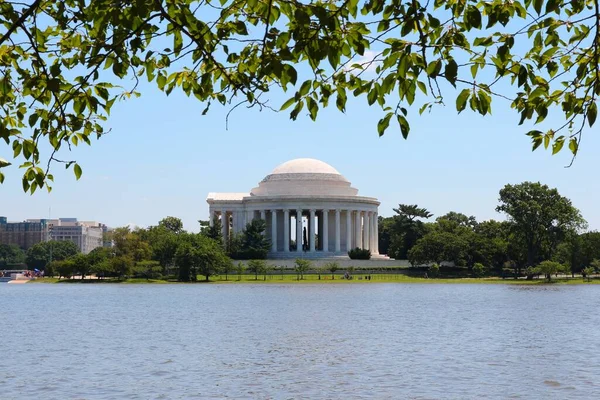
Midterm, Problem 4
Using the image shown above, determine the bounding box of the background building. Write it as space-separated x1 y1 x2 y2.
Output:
0 216 106 254
47 218 104 254
0 217 50 249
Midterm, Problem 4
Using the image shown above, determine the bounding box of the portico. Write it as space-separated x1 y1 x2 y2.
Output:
207 158 380 258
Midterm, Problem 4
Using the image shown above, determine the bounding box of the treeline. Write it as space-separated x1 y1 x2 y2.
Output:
0 243 26 267
378 181 600 279
30 217 273 281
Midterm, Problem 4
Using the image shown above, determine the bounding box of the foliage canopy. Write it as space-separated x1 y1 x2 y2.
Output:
1 0 599 191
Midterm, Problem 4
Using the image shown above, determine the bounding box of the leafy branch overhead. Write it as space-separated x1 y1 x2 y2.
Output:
1 0 599 192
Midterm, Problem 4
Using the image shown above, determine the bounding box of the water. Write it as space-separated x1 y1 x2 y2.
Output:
2 283 600 399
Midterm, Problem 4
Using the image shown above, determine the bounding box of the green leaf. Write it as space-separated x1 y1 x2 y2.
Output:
569 138 578 154
0 157 11 168
280 97 296 111
50 63 61 77
552 137 565 154
173 31 183 55
444 59 458 86
587 102 597 127
466 6 482 29
307 97 319 121
377 113 392 137
157 74 166 90
397 114 410 139
456 89 470 112
299 80 311 97
367 88 377 105
28 113 39 127
74 163 82 180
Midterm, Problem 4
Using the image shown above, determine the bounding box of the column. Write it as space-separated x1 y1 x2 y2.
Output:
309 209 316 252
209 210 214 227
322 209 329 252
355 211 362 249
221 210 228 245
259 209 266 237
335 209 341 252
271 209 277 252
346 210 352 251
370 211 376 250
374 211 379 254
296 208 303 253
284 209 290 252
364 212 370 250
231 211 237 233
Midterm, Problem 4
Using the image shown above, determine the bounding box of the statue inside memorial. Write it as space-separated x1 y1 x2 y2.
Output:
303 227 308 251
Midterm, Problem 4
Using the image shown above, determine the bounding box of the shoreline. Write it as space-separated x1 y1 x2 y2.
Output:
24 276 600 285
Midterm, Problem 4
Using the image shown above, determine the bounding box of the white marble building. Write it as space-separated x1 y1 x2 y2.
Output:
206 158 380 258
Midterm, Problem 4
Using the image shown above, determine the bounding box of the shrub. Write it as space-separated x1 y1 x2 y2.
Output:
537 260 563 281
294 259 311 280
428 263 440 278
348 247 371 260
582 267 594 282
325 262 339 279
472 263 487 278
501 268 514 279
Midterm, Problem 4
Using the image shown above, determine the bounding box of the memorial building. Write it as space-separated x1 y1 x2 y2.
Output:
206 158 380 259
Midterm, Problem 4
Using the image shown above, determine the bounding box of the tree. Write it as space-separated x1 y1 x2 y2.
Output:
159 217 184 234
0 244 25 266
133 261 162 280
377 216 395 256
247 259 267 281
200 218 222 245
387 204 433 259
231 220 271 259
221 259 234 281
25 240 79 270
4 0 598 191
261 264 273 281
141 225 179 274
50 240 80 260
91 259 114 279
70 253 91 279
110 256 134 280
175 233 230 281
236 262 246 281
175 241 195 282
294 259 311 280
472 263 487 278
113 227 152 262
195 236 230 281
408 231 468 267
537 260 563 281
54 260 76 279
325 261 339 279
87 246 113 266
436 212 478 230
497 182 586 272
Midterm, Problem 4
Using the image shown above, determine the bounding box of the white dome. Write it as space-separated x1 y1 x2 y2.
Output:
250 158 357 197
271 158 341 175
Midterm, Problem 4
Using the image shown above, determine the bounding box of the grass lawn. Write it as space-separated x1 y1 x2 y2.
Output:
26 274 600 285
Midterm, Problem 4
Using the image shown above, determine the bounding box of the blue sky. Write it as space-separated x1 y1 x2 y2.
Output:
1 75 598 232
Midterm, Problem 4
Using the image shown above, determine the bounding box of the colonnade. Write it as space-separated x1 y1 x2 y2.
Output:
211 208 379 255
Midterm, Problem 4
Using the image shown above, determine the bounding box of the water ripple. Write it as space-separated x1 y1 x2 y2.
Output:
1 283 600 399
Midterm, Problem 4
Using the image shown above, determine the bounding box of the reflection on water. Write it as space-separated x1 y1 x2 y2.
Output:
2 283 600 399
